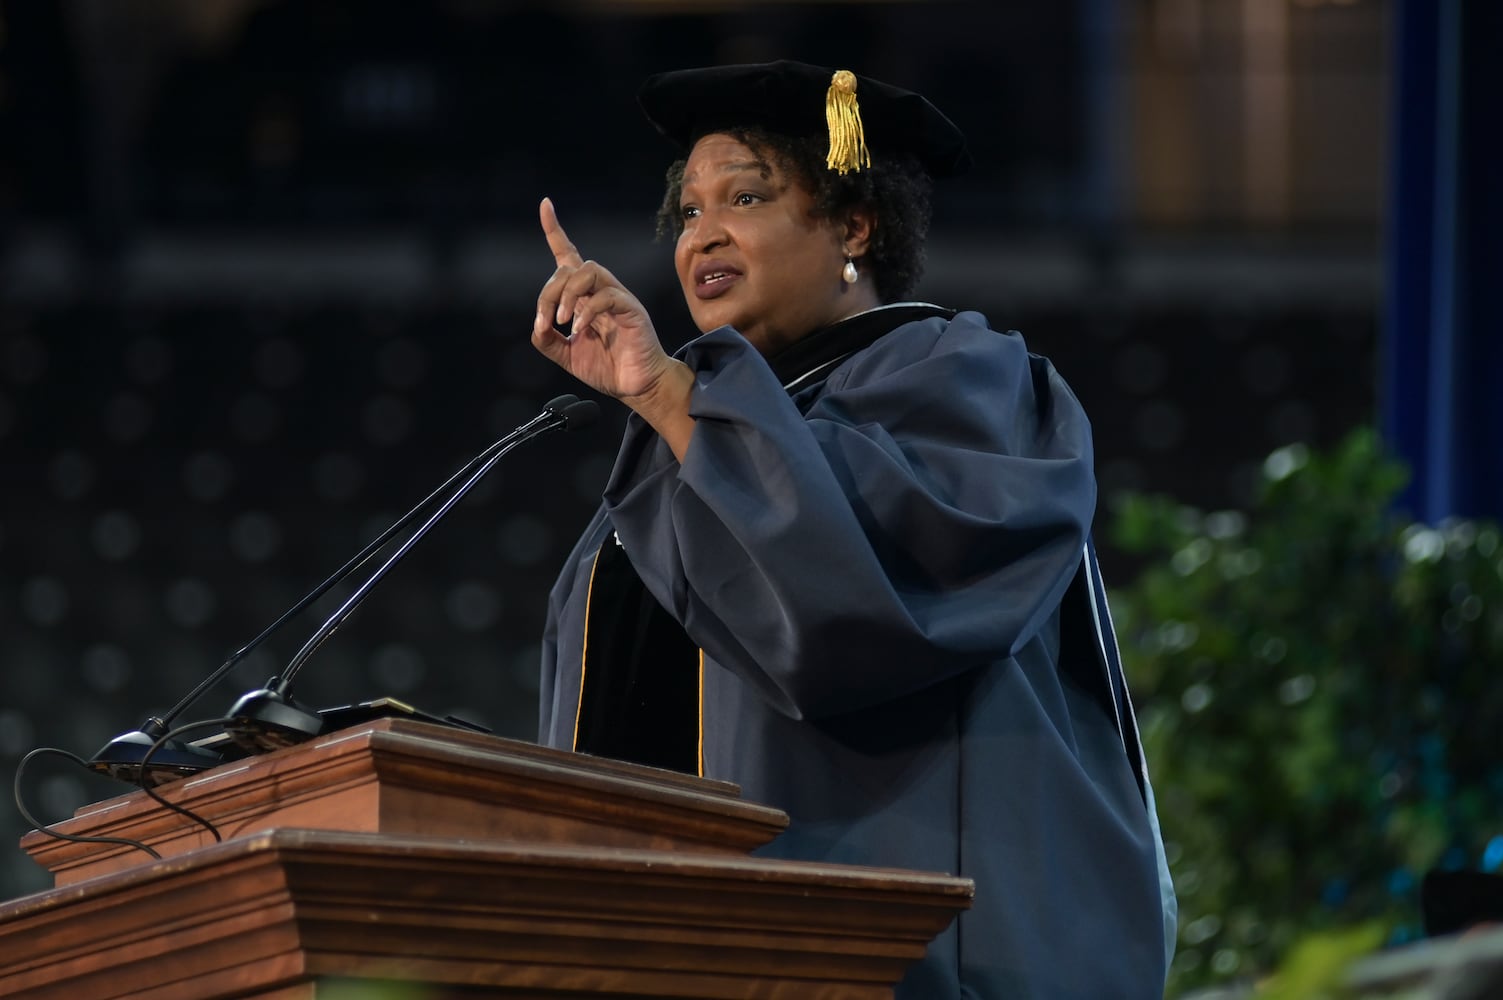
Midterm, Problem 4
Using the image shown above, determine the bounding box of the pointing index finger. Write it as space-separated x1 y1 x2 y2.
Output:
540 197 584 268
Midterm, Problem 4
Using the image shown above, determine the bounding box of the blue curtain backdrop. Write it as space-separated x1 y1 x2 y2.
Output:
1383 0 1503 523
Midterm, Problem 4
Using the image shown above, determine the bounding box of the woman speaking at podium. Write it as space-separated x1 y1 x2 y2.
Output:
528 59 1175 998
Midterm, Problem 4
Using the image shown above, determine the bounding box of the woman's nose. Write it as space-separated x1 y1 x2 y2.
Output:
689 208 729 252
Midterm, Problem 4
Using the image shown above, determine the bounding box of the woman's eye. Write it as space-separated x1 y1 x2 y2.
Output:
734 192 761 206
680 205 700 220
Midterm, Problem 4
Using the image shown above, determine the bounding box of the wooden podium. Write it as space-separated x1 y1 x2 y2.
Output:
0 719 972 998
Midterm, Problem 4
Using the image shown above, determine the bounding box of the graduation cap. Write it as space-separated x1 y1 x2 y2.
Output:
638 59 972 179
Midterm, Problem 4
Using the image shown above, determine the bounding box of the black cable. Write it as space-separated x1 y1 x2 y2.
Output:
138 718 228 843
13 747 162 861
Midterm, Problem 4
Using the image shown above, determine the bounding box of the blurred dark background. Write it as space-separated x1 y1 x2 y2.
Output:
0 0 1388 901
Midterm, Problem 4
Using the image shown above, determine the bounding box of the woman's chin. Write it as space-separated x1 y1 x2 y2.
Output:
688 302 746 335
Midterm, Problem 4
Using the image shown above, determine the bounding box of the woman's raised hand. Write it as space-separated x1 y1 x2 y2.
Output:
531 197 697 459
531 197 674 400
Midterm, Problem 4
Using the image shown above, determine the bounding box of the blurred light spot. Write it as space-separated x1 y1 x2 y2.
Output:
1401 526 1445 564
313 453 365 502
1389 924 1421 946
358 511 398 547
0 709 36 756
1098 458 1147 497
81 644 131 693
377 339 428 388
1182 914 1222 945
184 451 234 502
369 643 424 693
1181 683 1213 713
1227 461 1262 508
1263 443 1309 481
1446 520 1477 554
229 511 283 563
232 648 279 688
1460 594 1483 622
1278 674 1315 705
102 392 152 443
91 510 142 560
499 514 551 567
1171 538 1212 576
446 581 501 632
1217 548 1263 579
1134 400 1186 452
230 392 282 443
487 394 533 435
1203 511 1246 539
1482 836 1503 872
1241 344 1291 395
124 336 172 384
4 333 47 383
40 774 87 818
1267 399 1316 444
511 642 542 694
1210 950 1240 975
363 394 414 446
255 338 305 388
1258 636 1287 664
1115 344 1168 395
49 451 95 500
251 107 299 168
20 576 69 626
1157 620 1199 652
164 578 216 628
1378 771 1402 798
341 66 437 126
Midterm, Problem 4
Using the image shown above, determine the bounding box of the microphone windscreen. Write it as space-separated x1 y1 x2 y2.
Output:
561 399 600 431
544 393 580 416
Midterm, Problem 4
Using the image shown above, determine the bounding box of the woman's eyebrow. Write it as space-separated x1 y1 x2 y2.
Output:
683 160 773 192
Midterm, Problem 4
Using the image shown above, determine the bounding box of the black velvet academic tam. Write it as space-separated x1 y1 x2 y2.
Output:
638 59 973 178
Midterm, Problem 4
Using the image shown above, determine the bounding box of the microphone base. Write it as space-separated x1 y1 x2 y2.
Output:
225 688 325 755
87 730 225 787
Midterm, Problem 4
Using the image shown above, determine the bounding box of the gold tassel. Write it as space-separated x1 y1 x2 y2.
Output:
825 70 870 175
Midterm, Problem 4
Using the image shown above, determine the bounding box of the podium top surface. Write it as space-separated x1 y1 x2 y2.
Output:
22 719 791 885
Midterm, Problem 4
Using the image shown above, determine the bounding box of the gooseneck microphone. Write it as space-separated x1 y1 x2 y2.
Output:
87 393 599 782
224 394 600 753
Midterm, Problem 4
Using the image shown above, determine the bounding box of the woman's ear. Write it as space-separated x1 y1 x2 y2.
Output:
841 206 877 259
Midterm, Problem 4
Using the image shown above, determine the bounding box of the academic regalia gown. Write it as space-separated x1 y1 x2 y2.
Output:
538 304 1176 998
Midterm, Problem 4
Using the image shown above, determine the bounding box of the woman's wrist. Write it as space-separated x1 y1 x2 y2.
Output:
623 359 697 462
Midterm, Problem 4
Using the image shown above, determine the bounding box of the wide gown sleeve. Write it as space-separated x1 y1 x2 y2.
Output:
602 312 1096 721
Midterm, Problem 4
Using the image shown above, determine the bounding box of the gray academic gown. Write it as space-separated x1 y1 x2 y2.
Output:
538 305 1175 998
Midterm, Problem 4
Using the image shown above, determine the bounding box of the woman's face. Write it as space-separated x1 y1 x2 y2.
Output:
674 133 877 356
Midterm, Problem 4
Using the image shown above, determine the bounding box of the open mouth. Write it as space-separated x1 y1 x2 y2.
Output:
693 262 742 299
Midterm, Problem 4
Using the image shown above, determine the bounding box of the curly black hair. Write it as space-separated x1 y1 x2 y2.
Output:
654 126 934 304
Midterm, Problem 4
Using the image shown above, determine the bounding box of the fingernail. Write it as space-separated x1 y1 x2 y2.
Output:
556 304 566 324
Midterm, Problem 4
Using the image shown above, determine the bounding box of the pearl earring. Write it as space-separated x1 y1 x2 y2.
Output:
842 256 859 284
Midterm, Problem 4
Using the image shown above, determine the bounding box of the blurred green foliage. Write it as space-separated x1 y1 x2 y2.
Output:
1254 922 1387 1000
1108 429 1503 996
